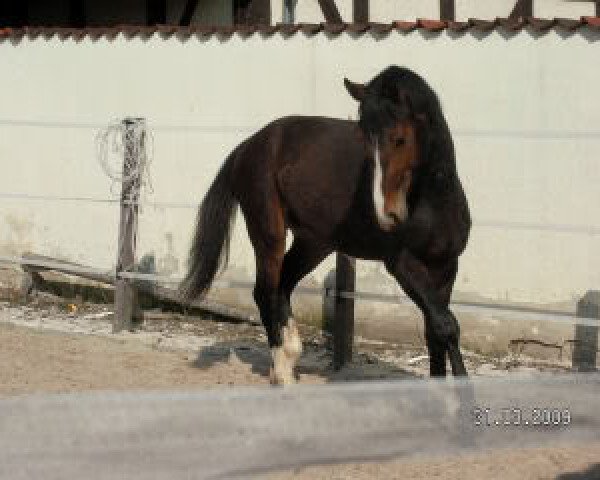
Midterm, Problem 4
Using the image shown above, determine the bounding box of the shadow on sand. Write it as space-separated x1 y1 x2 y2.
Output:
191 338 420 383
556 464 600 480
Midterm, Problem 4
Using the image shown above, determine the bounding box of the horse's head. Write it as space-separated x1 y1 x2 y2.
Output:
346 66 470 257
344 75 422 232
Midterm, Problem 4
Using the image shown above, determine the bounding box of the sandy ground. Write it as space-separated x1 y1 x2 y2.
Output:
0 297 425 394
1 295 598 479
267 448 600 480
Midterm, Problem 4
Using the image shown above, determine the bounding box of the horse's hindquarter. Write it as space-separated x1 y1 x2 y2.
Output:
274 117 367 239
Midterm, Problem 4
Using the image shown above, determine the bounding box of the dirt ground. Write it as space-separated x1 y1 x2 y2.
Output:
1 295 598 479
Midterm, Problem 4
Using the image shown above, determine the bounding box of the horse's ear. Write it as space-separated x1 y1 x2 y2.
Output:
344 78 366 102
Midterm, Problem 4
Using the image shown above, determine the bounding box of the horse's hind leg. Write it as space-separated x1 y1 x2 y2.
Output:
254 256 301 385
278 238 332 379
280 237 332 310
241 198 302 385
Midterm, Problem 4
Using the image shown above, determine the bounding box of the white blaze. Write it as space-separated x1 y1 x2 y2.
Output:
373 141 395 231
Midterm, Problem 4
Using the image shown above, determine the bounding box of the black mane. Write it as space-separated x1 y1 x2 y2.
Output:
357 65 466 234
364 66 444 126
357 87 411 138
360 66 455 172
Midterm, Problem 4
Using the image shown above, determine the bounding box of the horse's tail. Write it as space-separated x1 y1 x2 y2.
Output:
179 149 238 303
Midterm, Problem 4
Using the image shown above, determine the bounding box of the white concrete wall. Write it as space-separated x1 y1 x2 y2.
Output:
293 1 326 23
535 0 595 18
0 27 599 313
289 0 354 23
455 0 594 20
455 0 519 19
370 0 440 22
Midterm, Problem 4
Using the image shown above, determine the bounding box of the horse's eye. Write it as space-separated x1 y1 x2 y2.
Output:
395 137 405 148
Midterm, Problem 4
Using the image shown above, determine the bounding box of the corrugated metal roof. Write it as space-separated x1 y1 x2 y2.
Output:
0 17 598 41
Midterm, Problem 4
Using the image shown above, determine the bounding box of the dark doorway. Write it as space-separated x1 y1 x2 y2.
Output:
233 0 251 24
0 1 29 27
147 0 167 25
233 0 271 25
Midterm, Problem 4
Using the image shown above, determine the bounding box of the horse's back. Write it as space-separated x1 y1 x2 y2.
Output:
277 116 368 237
232 115 368 239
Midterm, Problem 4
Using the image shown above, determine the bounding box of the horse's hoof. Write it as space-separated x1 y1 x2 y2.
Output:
269 365 295 385
269 318 303 385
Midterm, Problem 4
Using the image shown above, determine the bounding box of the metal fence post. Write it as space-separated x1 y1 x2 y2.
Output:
573 290 599 371
333 253 356 370
113 118 144 333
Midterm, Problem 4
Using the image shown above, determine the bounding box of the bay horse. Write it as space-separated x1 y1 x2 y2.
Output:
180 66 471 384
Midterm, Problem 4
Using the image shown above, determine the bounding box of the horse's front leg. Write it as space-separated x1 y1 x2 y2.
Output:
385 250 467 377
